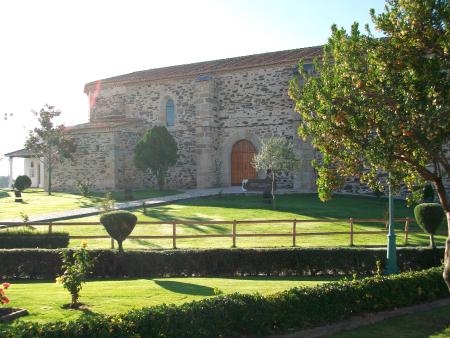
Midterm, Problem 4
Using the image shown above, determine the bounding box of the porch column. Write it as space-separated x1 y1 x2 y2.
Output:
8 157 13 188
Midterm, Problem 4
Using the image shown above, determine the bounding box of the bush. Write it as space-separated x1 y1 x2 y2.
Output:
75 179 90 197
57 243 94 307
100 211 137 253
13 175 32 192
414 203 445 248
0 247 444 280
422 184 435 202
0 232 69 249
1 267 448 338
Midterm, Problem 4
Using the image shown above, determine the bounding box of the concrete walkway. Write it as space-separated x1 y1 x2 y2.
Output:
1 186 266 223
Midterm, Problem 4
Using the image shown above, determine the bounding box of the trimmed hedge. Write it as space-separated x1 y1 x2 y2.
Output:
1 267 448 337
0 232 69 249
100 211 137 253
0 247 444 279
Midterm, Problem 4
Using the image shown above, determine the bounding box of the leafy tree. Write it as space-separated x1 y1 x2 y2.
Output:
25 105 76 195
134 126 178 190
253 137 298 206
289 0 450 288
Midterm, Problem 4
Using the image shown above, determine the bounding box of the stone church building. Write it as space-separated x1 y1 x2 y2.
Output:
49 46 324 192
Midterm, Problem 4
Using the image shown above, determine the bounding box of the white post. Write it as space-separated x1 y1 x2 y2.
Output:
8 157 13 189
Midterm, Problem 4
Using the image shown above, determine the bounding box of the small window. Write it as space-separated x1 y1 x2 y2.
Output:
166 99 175 127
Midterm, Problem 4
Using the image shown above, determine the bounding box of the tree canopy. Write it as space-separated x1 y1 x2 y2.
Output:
134 126 178 190
289 0 449 288
253 137 298 204
25 105 76 195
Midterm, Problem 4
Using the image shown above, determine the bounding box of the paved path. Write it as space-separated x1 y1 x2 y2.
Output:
1 186 267 223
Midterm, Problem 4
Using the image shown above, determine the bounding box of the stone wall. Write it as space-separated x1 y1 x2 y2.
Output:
75 62 319 192
52 129 117 192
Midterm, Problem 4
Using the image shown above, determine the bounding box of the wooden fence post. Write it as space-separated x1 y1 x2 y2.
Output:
404 217 409 245
111 238 115 249
292 219 297 247
232 220 237 248
48 222 53 234
349 218 354 246
172 222 177 249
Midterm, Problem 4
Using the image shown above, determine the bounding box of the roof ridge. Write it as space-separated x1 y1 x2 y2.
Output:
84 45 323 92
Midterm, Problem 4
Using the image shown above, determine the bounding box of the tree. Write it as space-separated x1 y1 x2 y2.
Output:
253 137 298 207
289 0 450 288
100 211 137 254
134 126 178 190
25 105 76 195
414 203 445 248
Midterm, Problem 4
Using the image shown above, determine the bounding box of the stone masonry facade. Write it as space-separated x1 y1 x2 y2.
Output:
52 47 321 192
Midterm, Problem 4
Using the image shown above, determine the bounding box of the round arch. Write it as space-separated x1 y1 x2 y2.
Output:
219 130 261 187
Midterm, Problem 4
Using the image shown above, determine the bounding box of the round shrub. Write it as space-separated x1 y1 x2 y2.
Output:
100 211 137 253
414 203 445 248
13 175 32 191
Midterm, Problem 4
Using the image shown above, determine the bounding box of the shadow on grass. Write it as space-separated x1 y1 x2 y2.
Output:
144 208 230 234
174 194 414 220
153 280 215 296
0 190 10 199
128 238 164 249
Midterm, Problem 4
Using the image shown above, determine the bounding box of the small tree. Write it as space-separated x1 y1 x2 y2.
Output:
134 126 178 190
422 184 435 203
25 105 76 195
289 0 450 288
253 137 298 206
100 211 137 254
414 203 445 248
56 242 93 308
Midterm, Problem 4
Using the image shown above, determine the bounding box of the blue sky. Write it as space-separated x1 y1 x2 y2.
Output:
0 0 385 175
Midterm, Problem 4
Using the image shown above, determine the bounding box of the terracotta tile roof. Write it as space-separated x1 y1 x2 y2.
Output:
84 45 323 91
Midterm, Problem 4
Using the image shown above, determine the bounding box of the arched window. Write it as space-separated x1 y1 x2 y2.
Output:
166 99 175 127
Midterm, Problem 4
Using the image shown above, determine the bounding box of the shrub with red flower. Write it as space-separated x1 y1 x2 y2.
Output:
0 282 11 305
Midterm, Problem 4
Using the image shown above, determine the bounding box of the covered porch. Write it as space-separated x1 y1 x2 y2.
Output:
4 149 45 189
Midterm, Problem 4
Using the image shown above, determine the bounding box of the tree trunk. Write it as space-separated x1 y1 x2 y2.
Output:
433 178 450 291
444 212 450 291
430 234 435 249
271 172 276 209
118 240 124 254
48 146 52 195
71 293 78 308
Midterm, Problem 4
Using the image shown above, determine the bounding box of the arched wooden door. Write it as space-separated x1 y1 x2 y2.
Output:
231 140 257 186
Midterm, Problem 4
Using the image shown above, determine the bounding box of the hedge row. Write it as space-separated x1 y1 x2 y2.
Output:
0 247 444 279
2 267 448 338
0 232 69 249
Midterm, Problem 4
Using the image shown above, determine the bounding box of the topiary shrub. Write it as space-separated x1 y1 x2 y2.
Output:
13 175 32 192
100 211 137 253
414 203 445 248
422 184 435 203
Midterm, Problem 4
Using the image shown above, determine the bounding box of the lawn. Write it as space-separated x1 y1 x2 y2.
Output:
331 304 450 338
26 193 448 249
0 188 179 221
0 276 335 324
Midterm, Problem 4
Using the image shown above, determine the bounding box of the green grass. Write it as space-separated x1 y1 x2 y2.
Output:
1 276 335 324
330 304 450 338
0 188 179 220
43 194 446 249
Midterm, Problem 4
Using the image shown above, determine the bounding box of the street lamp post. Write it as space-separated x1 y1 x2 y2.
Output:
385 174 399 274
